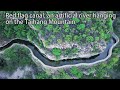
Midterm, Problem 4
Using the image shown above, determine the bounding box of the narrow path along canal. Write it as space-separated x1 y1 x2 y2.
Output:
0 33 119 67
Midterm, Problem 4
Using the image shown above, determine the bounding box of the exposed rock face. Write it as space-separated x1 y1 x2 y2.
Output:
27 11 115 60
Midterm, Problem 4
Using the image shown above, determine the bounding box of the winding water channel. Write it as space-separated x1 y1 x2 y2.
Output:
0 33 119 67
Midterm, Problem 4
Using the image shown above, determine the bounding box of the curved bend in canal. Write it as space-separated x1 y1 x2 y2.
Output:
0 33 119 68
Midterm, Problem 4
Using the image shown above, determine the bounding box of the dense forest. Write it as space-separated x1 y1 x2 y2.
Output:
0 11 114 60
31 11 114 59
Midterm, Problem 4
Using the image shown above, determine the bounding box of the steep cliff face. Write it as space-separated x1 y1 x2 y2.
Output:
0 11 115 61
30 11 114 60
113 11 120 49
